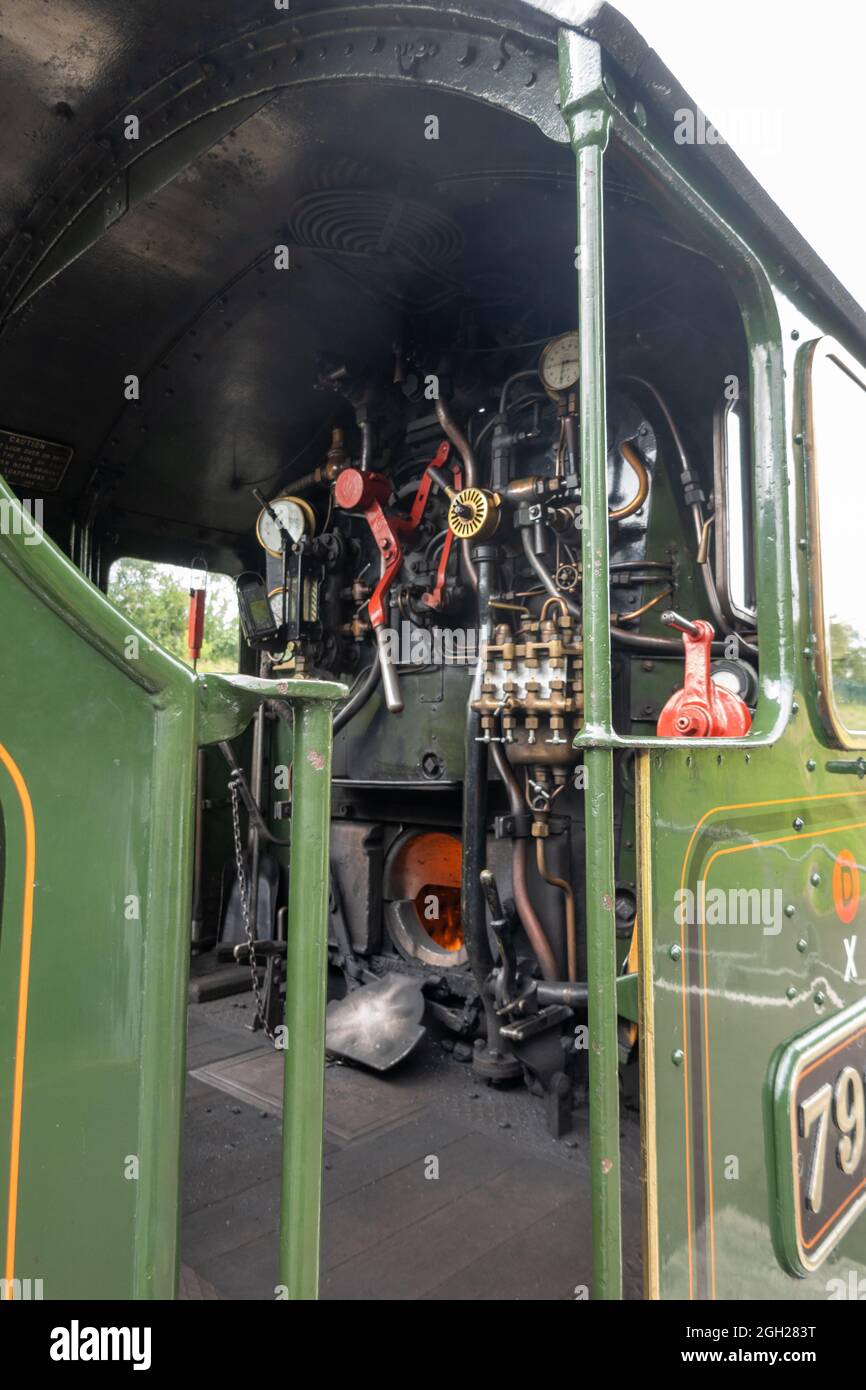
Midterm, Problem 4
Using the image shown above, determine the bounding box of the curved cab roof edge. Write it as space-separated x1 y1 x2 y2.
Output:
433 0 866 346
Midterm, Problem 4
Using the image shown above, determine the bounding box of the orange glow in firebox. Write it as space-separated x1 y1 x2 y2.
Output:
391 831 465 953
414 884 464 951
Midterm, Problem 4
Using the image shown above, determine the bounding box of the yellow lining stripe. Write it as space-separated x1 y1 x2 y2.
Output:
0 744 36 1300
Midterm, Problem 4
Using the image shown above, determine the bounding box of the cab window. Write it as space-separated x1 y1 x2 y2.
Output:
107 558 239 675
807 339 866 742
714 389 756 624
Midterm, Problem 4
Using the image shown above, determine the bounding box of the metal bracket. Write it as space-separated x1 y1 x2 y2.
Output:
494 811 570 839
557 30 612 151
826 757 866 779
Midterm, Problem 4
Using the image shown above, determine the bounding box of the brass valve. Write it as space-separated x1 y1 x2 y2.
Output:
447 486 501 542
424 461 501 542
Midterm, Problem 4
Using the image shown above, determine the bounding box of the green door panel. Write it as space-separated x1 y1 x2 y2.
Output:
0 534 198 1298
0 482 341 1300
643 740 866 1300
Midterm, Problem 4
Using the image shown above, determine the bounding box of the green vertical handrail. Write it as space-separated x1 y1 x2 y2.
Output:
279 697 337 1299
199 673 343 1300
559 29 623 1300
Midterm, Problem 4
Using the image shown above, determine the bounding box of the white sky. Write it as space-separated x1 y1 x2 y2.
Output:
611 0 866 312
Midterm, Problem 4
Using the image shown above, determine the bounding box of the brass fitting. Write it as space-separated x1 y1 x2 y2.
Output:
447 486 501 542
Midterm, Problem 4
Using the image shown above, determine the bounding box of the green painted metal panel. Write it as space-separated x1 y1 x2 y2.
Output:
0 477 343 1299
555 19 866 1303
647 742 866 1300
0 507 198 1298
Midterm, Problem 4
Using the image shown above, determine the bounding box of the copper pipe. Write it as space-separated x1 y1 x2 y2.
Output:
540 595 569 621
513 839 558 982
608 439 649 521
696 513 715 566
490 744 558 982
521 527 581 621
289 460 342 495
612 586 672 624
536 837 578 982
489 599 530 615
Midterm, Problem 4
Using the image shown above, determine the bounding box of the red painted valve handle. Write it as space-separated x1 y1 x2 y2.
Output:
333 442 453 714
656 612 751 738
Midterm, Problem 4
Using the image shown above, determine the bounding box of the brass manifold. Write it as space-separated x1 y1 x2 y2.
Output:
472 615 584 763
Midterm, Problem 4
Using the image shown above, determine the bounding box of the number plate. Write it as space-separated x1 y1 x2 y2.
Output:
770 999 866 1275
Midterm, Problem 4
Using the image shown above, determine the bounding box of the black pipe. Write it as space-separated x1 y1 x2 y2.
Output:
463 547 495 981
247 701 267 939
611 624 728 656
462 545 509 1063
333 651 381 735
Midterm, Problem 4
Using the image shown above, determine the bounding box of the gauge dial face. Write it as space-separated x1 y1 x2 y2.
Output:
255 496 314 555
539 331 580 397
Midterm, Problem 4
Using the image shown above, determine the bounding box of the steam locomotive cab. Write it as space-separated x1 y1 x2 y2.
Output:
9 0 866 1306
176 86 758 1116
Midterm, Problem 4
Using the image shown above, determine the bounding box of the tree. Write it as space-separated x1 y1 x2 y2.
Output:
108 558 239 673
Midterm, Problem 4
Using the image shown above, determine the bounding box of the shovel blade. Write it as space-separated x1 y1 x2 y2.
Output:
326 974 426 1072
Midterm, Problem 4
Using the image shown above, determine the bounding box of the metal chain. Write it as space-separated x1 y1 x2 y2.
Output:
229 776 275 1040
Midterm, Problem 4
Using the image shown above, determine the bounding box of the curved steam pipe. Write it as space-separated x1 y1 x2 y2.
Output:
490 743 558 982
609 440 649 521
333 651 381 735
520 527 581 621
435 398 478 591
535 837 577 982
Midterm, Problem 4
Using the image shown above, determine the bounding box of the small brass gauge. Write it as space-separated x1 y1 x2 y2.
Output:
255 495 316 556
539 331 580 401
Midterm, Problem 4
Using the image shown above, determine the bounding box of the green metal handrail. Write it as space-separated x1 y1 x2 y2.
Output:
559 28 622 1301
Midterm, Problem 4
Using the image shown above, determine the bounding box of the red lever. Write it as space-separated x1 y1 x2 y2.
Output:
334 442 454 628
656 612 751 738
422 460 462 612
333 468 399 628
333 442 453 713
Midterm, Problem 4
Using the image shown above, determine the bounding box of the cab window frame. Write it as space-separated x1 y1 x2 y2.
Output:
804 335 866 750
106 555 241 677
713 386 757 628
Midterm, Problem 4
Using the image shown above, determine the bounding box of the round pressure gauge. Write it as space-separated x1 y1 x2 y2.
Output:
255 495 316 556
539 331 580 399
